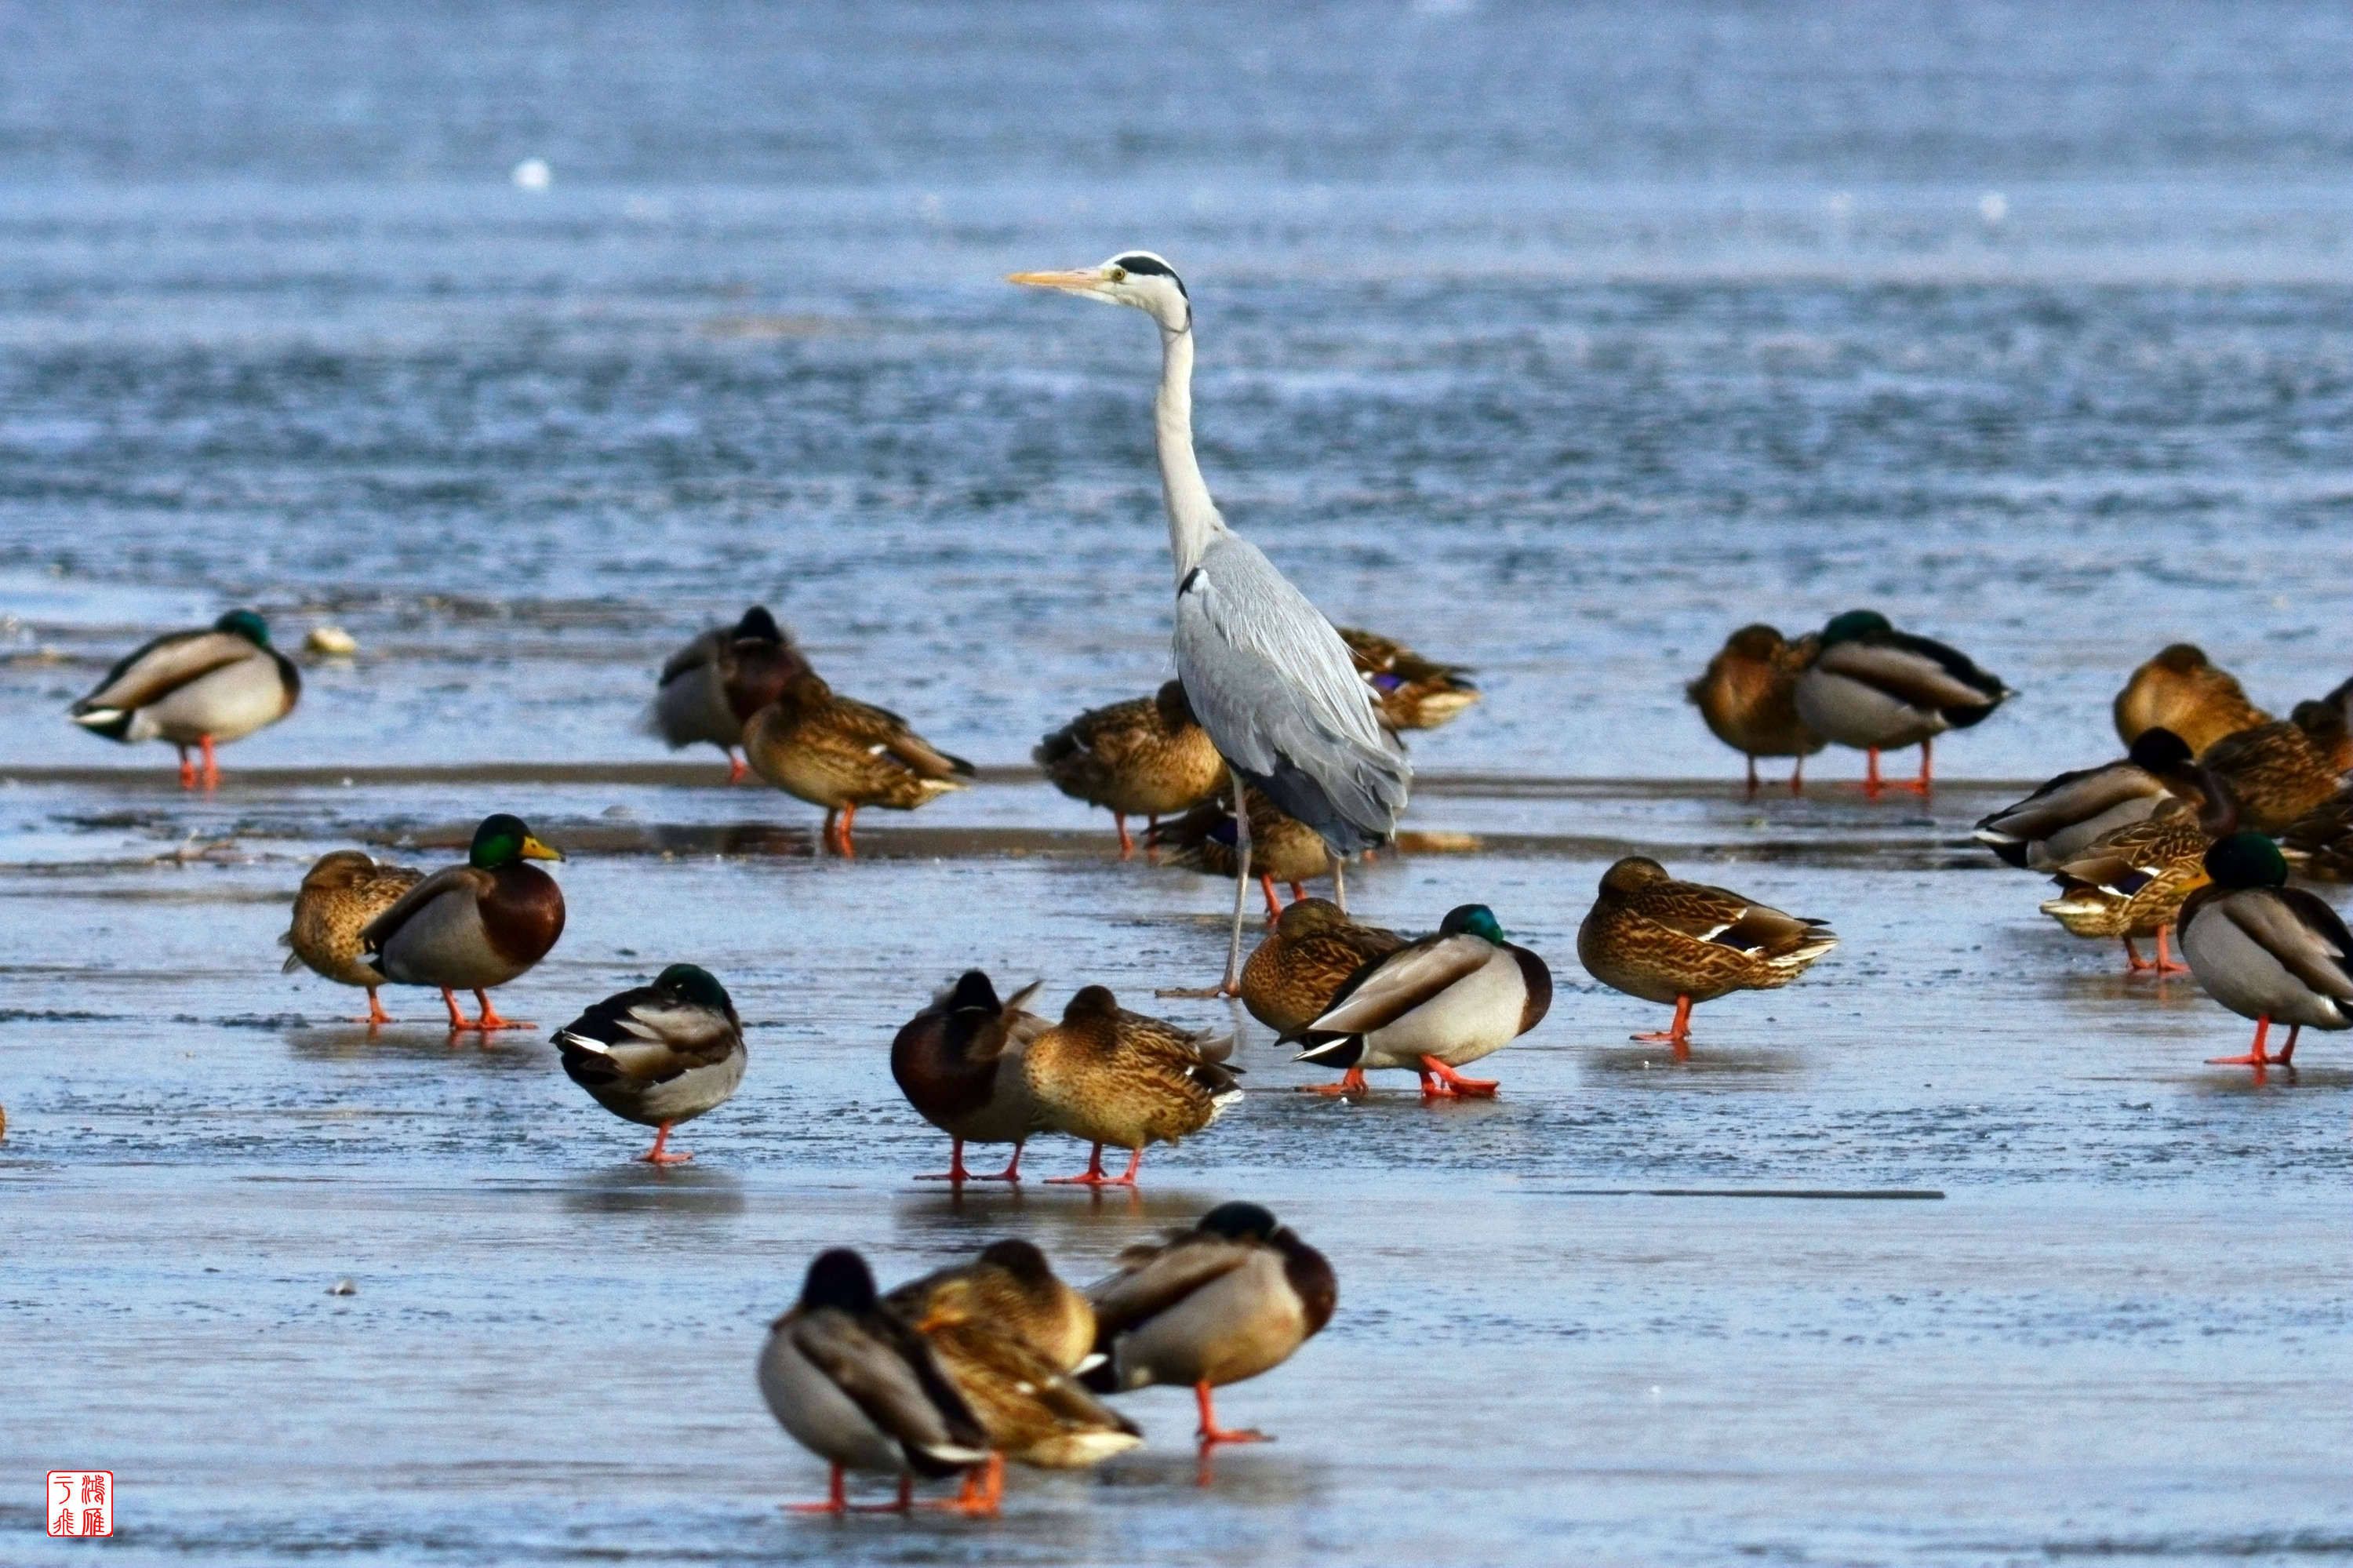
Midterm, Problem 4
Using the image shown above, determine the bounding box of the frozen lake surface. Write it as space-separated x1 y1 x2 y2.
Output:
2 0 2351 1563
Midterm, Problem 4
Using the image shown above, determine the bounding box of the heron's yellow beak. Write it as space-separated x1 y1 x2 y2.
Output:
521 835 565 862
1006 267 1108 293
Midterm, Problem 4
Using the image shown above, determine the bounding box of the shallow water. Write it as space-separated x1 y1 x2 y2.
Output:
2 2 2351 1564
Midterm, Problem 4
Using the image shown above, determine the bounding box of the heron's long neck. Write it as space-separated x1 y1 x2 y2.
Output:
1155 323 1224 580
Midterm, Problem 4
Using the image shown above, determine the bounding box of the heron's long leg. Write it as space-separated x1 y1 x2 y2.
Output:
1221 766 1251 995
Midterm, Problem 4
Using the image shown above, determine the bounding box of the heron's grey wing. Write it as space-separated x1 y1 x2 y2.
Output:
1174 536 1409 849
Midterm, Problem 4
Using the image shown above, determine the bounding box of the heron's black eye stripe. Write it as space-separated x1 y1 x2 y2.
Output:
1112 254 1188 299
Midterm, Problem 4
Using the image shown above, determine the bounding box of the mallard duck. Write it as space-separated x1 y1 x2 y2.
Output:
2281 786 2353 882
1155 784 1340 922
358 813 566 1032
1336 627 1480 733
1021 986 1240 1186
1239 898 1406 1036
68 609 300 788
552 964 746 1164
1082 1201 1335 1450
1577 857 1837 1055
2178 831 2353 1074
1287 904 1551 1097
2113 643 2270 756
1035 680 1225 857
1973 728 2204 870
885 1240 1140 1514
1791 609 2009 794
889 970 1046 1184
2037 801 2216 973
280 850 425 1025
743 670 973 856
1686 624 1826 795
2197 700 2351 835
646 606 809 783
758 1249 990 1515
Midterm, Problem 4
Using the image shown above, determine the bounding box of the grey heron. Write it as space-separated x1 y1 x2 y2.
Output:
1010 252 1409 992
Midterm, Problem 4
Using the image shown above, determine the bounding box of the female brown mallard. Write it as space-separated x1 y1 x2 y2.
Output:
884 1240 1140 1515
2281 785 2353 882
2113 643 2269 756
1035 680 1224 857
281 850 425 1025
743 669 974 855
1239 898 1406 1035
2198 700 2350 835
1022 986 1240 1187
1576 857 1838 1056
1082 1201 1336 1451
889 970 1046 1184
359 813 566 1032
646 606 809 783
1336 627 1480 733
1686 624 1825 795
2037 802 2215 973
1156 784 1339 921
68 609 300 789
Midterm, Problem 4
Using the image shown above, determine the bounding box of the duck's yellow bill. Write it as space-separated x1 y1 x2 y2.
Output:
521 835 565 862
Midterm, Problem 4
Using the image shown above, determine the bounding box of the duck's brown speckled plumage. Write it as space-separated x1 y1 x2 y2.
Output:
1337 627 1480 732
282 850 425 990
1686 624 1825 773
2038 802 2215 946
2113 644 2271 757
1240 898 1406 1035
744 670 973 846
1577 856 1838 1007
2282 785 2353 882
1023 987 1239 1159
2198 700 2351 835
1035 680 1224 838
1155 784 1337 890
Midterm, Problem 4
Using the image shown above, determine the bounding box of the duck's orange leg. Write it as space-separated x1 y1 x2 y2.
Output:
357 987 392 1026
980 1140 1024 1181
637 1121 692 1165
2154 925 2190 974
1862 748 1883 798
1745 755 1761 798
820 809 838 855
1298 1066 1369 1096
1115 813 1134 859
726 751 747 784
1259 874 1283 922
440 988 469 1031
1046 1144 1143 1186
837 802 858 858
1195 1381 1268 1446
176 744 197 789
1288 881 1308 904
1889 736 1933 795
465 988 533 1032
786 1464 852 1514
927 1455 1003 1517
1144 814 1162 863
198 734 220 789
2123 936 2152 971
2208 1013 2278 1072
2278 1024 2301 1066
1790 755 1806 795
1633 995 1695 1057
915 1136 974 1183
1418 1055 1499 1097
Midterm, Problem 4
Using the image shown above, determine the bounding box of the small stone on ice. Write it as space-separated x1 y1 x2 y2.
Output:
306 625 359 656
329 1278 357 1296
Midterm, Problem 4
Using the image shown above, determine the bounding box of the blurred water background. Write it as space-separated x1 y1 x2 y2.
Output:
2 0 2348 780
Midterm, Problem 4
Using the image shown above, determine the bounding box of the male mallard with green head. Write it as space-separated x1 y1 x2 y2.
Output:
1240 898 1406 1036
281 849 426 1025
885 1240 1140 1514
359 813 566 1032
1022 986 1240 1187
1577 857 1836 1055
1082 1201 1336 1451
2196 700 2351 835
2113 643 2269 756
2178 831 2353 1075
1973 727 2206 871
1035 680 1225 857
743 669 973 856
69 609 300 788
1686 624 1825 795
1792 609 2009 795
552 964 746 1164
646 606 809 783
889 970 1046 1184
1336 627 1481 733
758 1249 990 1515
1287 904 1551 1097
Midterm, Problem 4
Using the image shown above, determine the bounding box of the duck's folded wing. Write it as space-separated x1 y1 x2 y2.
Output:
656 630 720 687
790 1312 988 1461
74 630 250 715
1977 763 2151 840
831 694 973 778
1086 1235 1257 1337
358 864 484 951
1297 936 1491 1038
1816 639 1998 711
2226 891 2353 1000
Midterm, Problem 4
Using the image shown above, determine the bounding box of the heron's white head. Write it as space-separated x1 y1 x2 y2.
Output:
1008 251 1191 333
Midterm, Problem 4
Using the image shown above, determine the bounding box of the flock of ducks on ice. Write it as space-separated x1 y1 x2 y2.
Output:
55 594 2353 1511
43 248 2351 1514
